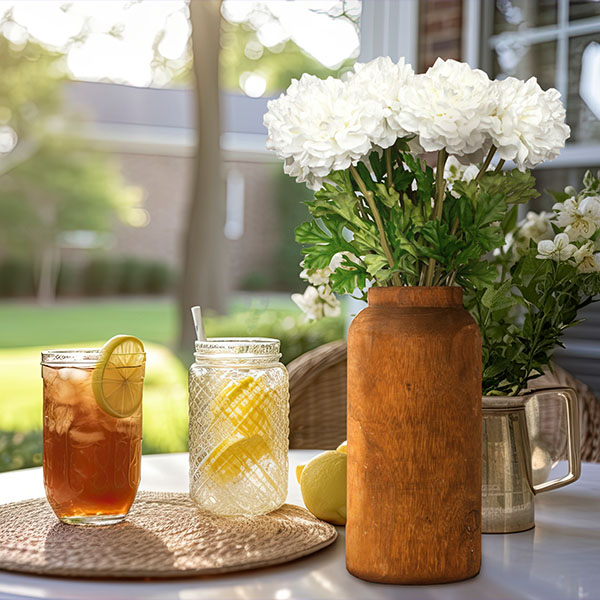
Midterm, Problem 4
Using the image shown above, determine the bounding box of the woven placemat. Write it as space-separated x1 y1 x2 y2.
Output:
0 492 337 579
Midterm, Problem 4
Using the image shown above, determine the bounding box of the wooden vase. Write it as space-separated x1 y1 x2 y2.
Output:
346 286 482 584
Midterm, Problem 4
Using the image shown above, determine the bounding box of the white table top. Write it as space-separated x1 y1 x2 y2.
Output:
0 451 599 600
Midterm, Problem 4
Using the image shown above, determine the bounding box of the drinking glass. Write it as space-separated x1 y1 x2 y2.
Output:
41 348 144 525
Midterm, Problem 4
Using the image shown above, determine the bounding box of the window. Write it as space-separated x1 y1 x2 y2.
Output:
481 0 600 166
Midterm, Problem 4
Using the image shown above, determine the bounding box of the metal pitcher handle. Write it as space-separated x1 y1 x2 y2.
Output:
529 387 581 494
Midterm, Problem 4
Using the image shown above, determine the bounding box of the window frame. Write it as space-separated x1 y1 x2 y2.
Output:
473 0 600 169
358 0 419 64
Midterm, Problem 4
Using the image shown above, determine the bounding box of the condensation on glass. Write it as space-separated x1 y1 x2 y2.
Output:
188 338 289 516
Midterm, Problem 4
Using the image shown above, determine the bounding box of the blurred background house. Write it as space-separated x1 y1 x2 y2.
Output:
0 0 599 470
63 81 290 292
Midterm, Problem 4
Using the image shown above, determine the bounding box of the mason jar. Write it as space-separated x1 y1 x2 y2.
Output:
188 338 289 516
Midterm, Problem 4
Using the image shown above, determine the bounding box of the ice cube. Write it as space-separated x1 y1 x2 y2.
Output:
52 380 80 406
69 427 105 447
42 366 59 385
58 367 88 382
49 405 74 435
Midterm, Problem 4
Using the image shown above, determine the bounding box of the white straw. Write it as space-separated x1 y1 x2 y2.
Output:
191 305 207 342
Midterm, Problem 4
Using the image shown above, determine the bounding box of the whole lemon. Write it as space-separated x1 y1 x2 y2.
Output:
299 450 347 525
336 440 347 453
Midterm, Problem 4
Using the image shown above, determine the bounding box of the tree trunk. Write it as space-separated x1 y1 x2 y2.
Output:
177 0 228 352
36 245 59 304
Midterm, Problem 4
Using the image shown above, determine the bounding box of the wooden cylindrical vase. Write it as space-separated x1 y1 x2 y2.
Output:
346 286 482 584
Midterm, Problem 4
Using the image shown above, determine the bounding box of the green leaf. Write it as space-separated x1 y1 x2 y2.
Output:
295 217 356 271
368 152 385 181
329 265 367 295
548 190 570 203
481 280 515 312
502 204 519 235
355 162 377 193
363 253 389 278
295 220 331 245
393 169 414 192
583 169 596 190
402 152 433 204
374 183 400 208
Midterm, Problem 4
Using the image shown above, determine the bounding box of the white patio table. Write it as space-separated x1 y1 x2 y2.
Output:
0 450 599 600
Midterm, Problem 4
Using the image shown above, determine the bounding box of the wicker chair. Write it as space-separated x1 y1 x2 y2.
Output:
287 340 347 449
534 364 600 463
287 341 600 462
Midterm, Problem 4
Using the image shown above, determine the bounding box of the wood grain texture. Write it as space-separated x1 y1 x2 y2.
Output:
346 287 482 584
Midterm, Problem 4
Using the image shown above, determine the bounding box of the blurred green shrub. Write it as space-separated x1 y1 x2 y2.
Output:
83 257 123 295
118 257 148 294
0 258 35 297
56 262 80 296
0 430 42 472
0 256 176 297
240 271 273 292
146 261 176 294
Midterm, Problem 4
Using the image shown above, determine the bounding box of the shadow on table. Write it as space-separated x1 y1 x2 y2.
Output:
44 521 174 578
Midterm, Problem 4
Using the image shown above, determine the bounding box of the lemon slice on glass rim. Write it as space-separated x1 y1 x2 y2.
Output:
92 335 145 418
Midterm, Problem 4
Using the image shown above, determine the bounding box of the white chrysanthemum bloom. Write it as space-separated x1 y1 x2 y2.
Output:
573 241 600 273
347 56 415 147
264 73 385 190
489 77 570 170
291 285 341 321
394 58 495 156
553 196 600 241
536 233 577 261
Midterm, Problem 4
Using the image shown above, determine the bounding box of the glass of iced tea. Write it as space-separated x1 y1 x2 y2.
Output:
41 336 145 525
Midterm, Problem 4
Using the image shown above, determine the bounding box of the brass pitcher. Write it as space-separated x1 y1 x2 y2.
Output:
482 387 581 534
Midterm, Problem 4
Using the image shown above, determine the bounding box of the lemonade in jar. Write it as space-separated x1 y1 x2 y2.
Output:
41 336 145 525
188 338 289 516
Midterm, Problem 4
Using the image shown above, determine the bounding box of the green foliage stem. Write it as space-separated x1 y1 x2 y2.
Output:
424 149 448 286
349 164 401 286
296 145 539 295
465 170 600 395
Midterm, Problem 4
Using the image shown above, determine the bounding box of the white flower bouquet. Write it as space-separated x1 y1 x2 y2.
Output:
264 57 570 319
464 170 600 395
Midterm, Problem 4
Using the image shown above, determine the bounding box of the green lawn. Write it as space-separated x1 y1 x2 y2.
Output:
0 299 177 348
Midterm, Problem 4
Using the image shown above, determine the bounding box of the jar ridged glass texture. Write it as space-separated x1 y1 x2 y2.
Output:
188 338 289 516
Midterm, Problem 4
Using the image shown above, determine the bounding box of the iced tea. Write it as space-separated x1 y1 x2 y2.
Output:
41 349 143 525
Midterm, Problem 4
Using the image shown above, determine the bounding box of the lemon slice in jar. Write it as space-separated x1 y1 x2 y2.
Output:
205 434 273 485
213 376 271 437
92 335 145 418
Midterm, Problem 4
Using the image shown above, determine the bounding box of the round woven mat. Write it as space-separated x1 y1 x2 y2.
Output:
0 492 337 579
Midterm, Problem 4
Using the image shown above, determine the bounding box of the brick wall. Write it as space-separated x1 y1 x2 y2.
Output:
110 152 279 290
418 0 463 72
